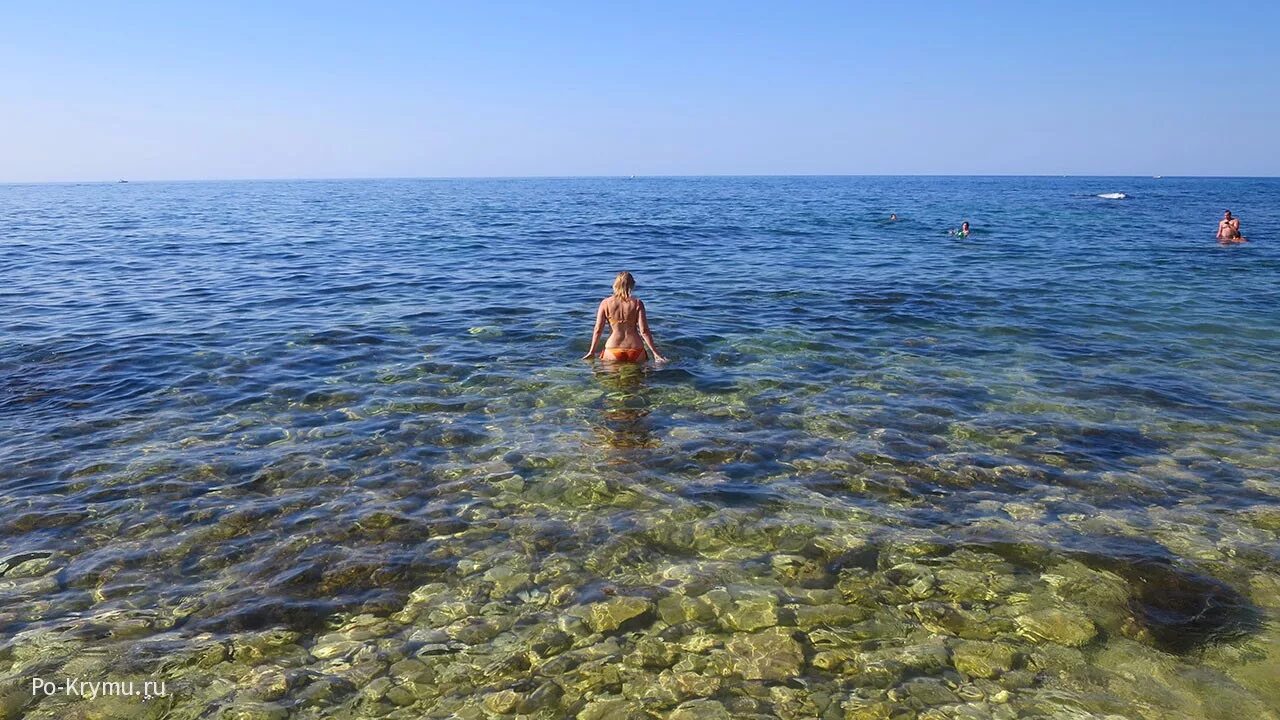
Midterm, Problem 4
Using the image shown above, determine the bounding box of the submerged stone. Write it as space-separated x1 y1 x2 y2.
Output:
717 589 779 632
669 699 732 720
1015 608 1097 647
626 637 680 669
726 627 804 681
794 603 871 630
576 697 644 720
657 593 716 625
952 641 1020 678
583 596 654 634
481 689 521 714
912 602 999 640
842 698 897 720
898 677 959 706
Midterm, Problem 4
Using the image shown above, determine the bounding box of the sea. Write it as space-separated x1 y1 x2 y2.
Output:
1 176 1278 718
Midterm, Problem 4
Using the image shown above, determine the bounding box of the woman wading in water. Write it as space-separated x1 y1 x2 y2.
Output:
582 271 667 364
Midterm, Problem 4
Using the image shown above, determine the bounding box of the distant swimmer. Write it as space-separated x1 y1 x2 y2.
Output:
1217 210 1247 243
949 221 971 238
582 271 668 364
889 213 898 221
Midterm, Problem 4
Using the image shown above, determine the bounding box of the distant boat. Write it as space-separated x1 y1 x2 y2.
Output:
1153 175 1162 179
118 179 128 183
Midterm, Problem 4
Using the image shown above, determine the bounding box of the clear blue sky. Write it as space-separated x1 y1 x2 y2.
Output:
3 1 1278 181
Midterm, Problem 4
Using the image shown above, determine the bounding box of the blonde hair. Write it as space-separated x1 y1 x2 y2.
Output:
612 271 635 299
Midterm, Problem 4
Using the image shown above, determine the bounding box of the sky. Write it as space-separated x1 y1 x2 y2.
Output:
2 1 1278 181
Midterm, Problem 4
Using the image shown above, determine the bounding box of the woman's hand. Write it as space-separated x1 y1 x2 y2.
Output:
652 353 668 364
581 351 595 361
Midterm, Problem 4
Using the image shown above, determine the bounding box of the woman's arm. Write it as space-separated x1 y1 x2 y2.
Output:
637 301 668 363
582 300 607 360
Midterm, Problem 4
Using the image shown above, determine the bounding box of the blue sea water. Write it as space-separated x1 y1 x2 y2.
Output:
1 176 1278 717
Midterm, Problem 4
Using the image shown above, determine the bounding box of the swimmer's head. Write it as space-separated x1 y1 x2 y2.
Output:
613 271 635 299
1223 210 1233 219
961 221 970 231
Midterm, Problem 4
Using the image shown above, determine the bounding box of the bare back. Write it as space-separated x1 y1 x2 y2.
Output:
582 282 667 363
602 296 644 349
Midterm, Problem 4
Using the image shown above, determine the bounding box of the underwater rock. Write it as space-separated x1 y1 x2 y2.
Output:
514 680 564 713
558 656 624 704
482 564 532 597
951 641 1021 678
625 637 680 669
834 570 881 607
873 641 951 676
1015 608 1097 647
200 630 266 667
771 554 830 587
388 657 437 694
81 682 173 720
676 634 721 655
961 536 1262 654
669 698 732 720
446 616 507 644
810 648 859 672
794 604 872 630
244 665 295 702
481 688 521 714
726 627 804 681
657 593 716 625
334 612 397 640
769 684 827 720
311 637 364 661
628 668 718 707
527 625 573 658
714 588 779 632
842 698 897 720
582 596 654 634
0 678 35 720
662 670 722 700
895 677 959 706
783 587 844 606
576 697 645 720
1247 572 1280 610
885 563 937 600
0 553 56 579
912 602 1000 640
841 656 905 688
935 568 1019 603
1240 505 1280 533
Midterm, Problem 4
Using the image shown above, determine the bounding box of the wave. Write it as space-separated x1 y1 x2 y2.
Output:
1096 192 1128 200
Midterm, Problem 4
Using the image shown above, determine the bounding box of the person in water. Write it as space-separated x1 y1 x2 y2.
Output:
889 213 898 221
582 271 667 363
1217 210 1246 243
950 221 970 237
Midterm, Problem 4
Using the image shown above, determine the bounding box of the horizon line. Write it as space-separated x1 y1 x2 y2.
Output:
3 172 1278 186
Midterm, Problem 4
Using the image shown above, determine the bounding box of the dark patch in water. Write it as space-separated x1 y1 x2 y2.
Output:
1106 558 1258 654
681 481 784 508
825 544 881 575
955 533 1261 654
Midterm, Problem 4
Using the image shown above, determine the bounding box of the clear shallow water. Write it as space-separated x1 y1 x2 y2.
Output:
1 176 1278 719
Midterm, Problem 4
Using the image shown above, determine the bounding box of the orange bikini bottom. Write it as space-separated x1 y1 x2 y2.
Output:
601 347 646 363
